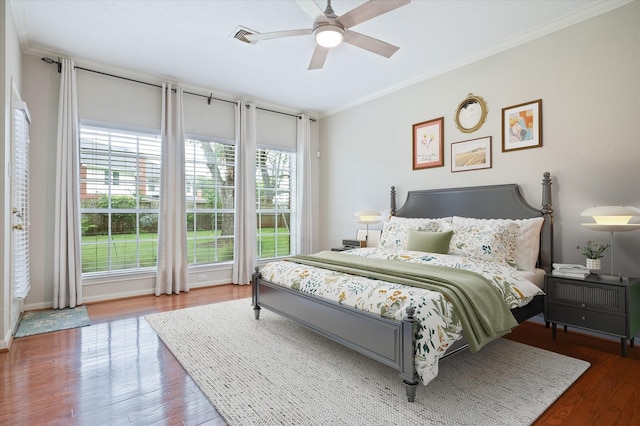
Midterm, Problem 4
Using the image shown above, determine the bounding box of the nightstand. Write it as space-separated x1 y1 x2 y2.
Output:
545 274 640 356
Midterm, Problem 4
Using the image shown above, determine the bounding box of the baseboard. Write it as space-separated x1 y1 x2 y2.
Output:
1 328 14 351
82 282 232 305
23 281 233 311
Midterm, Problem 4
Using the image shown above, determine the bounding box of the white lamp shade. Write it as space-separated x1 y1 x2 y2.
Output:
314 25 344 48
355 210 381 224
580 205 640 232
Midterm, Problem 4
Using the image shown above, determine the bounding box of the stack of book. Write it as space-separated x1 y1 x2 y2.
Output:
552 263 591 278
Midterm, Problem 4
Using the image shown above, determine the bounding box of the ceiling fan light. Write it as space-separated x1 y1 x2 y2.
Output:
314 25 344 48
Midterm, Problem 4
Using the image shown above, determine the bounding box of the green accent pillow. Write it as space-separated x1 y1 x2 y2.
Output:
406 230 454 254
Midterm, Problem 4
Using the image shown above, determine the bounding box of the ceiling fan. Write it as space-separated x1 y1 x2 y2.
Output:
244 0 410 70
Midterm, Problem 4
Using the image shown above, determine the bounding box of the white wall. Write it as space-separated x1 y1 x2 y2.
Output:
318 2 640 277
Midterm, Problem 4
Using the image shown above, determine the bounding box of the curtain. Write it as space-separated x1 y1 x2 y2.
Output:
53 59 82 309
296 114 313 255
155 83 188 295
232 101 257 285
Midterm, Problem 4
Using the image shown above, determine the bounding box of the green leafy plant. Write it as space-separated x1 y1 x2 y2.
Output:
577 240 609 259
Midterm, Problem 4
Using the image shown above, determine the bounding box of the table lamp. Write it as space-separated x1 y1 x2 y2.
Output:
581 205 640 279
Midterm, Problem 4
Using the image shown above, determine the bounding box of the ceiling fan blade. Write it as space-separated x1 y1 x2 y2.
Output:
343 31 399 58
245 28 312 42
295 0 325 20
308 45 329 70
337 0 410 29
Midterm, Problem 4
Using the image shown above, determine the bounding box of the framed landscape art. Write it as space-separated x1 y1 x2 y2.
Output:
451 136 492 172
412 117 444 170
502 99 542 152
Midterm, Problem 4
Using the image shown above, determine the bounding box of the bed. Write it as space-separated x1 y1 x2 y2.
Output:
252 172 553 402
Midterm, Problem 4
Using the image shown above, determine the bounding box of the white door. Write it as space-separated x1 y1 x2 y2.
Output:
11 101 30 302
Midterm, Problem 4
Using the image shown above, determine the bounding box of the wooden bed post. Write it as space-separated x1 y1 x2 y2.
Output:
390 186 397 217
252 267 262 319
540 172 554 273
400 305 419 402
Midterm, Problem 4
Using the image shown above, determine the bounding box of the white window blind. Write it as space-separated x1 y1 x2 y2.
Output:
77 71 162 130
183 94 235 141
256 109 297 150
12 102 31 300
79 124 162 274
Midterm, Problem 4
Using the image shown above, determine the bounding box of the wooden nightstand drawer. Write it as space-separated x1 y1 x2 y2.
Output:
546 278 625 314
545 274 640 356
547 303 626 336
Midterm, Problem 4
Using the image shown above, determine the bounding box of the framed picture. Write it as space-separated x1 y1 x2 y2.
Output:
412 117 444 170
502 99 542 152
451 136 492 172
356 229 381 248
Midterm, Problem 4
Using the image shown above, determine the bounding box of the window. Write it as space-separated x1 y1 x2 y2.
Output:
185 137 236 264
80 124 161 274
104 170 120 185
256 148 295 259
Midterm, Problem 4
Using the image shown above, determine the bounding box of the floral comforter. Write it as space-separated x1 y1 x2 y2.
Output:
259 248 544 386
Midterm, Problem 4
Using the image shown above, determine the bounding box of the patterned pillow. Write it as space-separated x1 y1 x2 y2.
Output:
440 221 520 266
379 220 442 250
452 216 544 271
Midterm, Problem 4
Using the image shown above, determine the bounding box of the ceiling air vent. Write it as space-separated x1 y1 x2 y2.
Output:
232 26 258 44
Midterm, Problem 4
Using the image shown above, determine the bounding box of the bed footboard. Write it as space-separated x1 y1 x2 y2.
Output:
252 268 420 402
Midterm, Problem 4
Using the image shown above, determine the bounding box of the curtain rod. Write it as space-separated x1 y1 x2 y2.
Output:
248 104 314 121
41 57 316 121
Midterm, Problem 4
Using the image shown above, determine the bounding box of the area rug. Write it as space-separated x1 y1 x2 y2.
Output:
15 306 91 338
146 299 590 426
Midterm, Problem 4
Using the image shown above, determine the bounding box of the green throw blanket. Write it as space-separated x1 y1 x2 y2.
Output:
285 251 518 352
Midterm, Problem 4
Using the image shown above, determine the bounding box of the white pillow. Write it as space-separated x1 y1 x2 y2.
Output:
452 216 544 271
440 221 520 266
379 219 446 250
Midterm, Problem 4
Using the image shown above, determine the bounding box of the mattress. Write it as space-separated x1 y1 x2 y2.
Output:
519 268 546 289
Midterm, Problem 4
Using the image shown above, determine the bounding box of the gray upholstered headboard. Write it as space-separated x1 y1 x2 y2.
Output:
389 172 553 272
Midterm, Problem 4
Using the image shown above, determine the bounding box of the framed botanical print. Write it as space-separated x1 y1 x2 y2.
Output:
412 117 444 170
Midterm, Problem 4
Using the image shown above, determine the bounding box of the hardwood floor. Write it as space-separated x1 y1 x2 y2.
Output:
0 285 251 426
1 284 638 425
506 322 640 425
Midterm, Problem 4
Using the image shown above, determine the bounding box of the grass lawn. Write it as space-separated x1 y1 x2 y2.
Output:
81 229 290 273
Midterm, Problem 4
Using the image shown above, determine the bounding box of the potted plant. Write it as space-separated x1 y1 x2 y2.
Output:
578 240 609 270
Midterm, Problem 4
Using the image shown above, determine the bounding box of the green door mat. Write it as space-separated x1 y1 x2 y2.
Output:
15 306 91 338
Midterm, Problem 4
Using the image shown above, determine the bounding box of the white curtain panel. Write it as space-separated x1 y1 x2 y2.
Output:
155 83 188 295
53 58 82 309
296 114 312 255
232 101 257 285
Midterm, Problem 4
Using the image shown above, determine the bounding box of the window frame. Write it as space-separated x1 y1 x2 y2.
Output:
184 134 237 265
79 122 162 277
255 147 296 260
